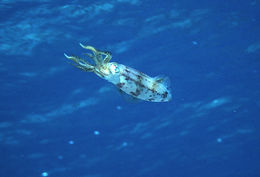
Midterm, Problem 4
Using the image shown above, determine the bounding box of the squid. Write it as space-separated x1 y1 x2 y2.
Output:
64 44 172 102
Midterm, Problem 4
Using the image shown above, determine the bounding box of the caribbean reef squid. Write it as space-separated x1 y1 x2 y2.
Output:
64 44 172 102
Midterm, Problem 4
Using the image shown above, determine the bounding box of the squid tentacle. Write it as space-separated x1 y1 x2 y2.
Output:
64 53 94 72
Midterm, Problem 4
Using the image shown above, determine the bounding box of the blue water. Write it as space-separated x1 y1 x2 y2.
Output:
0 0 260 177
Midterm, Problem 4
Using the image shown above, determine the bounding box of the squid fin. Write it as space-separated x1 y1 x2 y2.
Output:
154 75 171 88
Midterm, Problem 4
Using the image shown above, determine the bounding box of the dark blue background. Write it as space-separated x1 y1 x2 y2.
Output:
0 0 259 177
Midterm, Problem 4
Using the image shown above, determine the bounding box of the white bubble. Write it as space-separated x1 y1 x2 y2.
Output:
94 130 100 135
192 41 198 45
122 142 128 147
217 138 222 143
116 105 122 110
68 140 74 144
41 172 48 177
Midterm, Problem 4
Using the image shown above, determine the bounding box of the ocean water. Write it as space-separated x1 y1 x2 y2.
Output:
0 0 260 177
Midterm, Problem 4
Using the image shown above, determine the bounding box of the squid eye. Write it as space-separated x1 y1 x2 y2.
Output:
110 63 119 74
